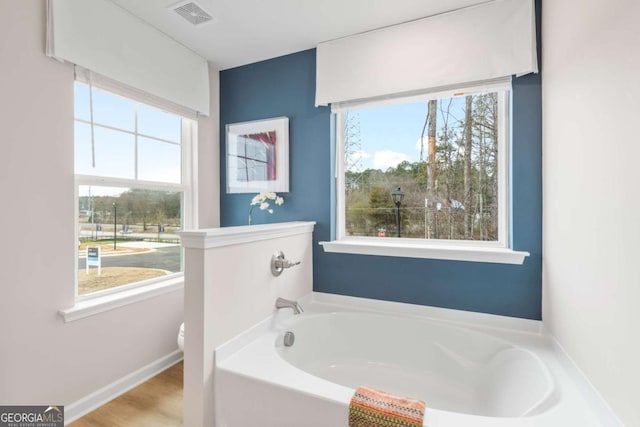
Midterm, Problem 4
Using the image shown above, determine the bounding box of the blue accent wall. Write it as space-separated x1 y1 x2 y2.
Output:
220 33 542 320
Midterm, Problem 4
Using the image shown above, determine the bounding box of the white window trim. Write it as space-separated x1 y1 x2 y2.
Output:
63 82 198 320
320 239 528 264
322 80 529 265
59 276 184 323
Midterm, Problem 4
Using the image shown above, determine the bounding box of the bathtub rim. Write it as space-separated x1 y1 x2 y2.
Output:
216 292 544 364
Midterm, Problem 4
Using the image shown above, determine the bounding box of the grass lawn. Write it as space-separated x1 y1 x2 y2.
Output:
78 267 168 294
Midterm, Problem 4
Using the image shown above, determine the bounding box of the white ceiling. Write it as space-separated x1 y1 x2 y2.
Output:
109 0 489 70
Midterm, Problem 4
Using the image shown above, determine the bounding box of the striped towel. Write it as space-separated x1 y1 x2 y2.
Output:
349 386 425 427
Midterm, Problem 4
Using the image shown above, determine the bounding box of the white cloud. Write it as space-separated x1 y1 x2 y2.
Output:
373 150 410 170
346 150 370 172
351 150 370 160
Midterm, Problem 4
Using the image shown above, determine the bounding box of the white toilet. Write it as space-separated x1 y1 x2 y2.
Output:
177 322 185 351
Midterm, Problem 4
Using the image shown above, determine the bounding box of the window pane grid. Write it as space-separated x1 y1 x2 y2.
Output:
134 105 138 181
74 81 192 298
74 119 181 146
74 97 182 185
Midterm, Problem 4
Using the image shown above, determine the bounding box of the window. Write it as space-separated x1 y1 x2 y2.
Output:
323 81 528 264
74 81 196 297
233 133 276 182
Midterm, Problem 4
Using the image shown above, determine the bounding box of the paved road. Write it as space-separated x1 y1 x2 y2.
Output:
79 246 181 273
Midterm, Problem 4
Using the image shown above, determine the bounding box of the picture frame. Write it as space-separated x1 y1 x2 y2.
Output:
225 117 289 194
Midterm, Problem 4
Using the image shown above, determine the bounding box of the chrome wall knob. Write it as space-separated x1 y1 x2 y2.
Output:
271 251 301 276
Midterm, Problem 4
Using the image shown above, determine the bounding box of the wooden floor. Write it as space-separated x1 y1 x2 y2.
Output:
70 362 183 427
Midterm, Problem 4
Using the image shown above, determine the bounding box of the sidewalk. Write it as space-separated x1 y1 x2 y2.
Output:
79 240 181 258
117 241 180 249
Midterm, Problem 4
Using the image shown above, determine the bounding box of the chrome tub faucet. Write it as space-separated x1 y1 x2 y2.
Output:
275 297 304 315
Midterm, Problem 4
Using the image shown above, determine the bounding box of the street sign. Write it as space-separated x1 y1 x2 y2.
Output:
86 246 101 275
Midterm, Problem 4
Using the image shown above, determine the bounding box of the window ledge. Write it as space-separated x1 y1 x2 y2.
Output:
319 239 529 264
59 277 184 323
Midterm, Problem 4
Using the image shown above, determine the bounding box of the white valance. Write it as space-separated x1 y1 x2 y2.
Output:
74 68 199 120
330 77 512 113
47 0 210 116
316 0 537 107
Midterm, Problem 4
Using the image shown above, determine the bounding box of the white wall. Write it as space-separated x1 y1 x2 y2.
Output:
0 0 218 415
542 0 640 425
198 65 220 229
180 222 315 427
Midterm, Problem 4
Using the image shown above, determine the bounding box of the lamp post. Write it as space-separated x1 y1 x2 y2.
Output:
112 202 117 251
391 187 404 237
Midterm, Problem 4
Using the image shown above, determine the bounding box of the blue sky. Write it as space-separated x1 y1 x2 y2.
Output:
76 82 472 198
350 97 466 171
74 83 183 197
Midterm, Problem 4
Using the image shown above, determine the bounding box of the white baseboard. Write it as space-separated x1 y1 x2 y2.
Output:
64 350 183 425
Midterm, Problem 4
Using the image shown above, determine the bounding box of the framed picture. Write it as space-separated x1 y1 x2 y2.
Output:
226 117 290 193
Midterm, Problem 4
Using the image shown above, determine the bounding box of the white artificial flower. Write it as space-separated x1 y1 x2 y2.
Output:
248 192 282 224
251 194 264 205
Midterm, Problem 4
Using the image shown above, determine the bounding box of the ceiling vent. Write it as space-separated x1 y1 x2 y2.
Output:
170 1 214 26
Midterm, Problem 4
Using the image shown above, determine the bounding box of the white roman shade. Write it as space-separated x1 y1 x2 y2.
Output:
316 0 537 107
47 0 210 116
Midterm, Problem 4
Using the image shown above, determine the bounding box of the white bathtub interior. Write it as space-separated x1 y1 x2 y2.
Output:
215 293 618 427
276 312 553 418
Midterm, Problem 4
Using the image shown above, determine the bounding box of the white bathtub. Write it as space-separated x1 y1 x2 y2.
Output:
215 294 612 427
276 311 553 418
